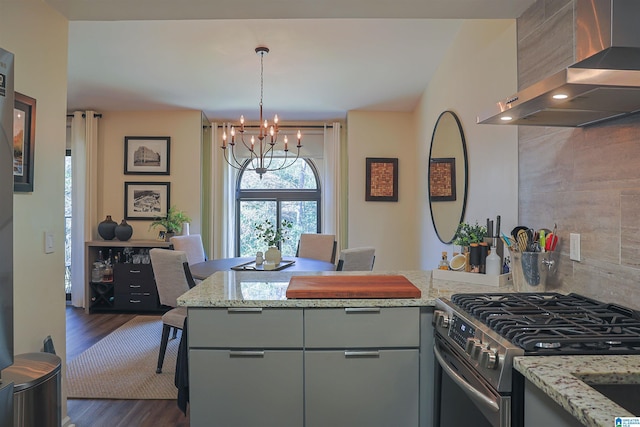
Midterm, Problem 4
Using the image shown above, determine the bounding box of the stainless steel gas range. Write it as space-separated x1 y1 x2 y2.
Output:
432 292 640 427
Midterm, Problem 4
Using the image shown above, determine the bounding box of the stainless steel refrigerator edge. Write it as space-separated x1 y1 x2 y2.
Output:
0 47 15 427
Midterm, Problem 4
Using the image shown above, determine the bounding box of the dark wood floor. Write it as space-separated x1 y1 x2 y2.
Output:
66 306 190 427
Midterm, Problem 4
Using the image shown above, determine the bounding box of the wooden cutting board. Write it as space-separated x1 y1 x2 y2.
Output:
286 275 421 299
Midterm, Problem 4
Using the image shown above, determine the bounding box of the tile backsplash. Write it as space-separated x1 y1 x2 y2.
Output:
517 0 640 309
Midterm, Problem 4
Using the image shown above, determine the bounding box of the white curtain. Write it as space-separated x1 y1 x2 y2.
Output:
322 122 342 252
211 122 238 259
70 111 99 307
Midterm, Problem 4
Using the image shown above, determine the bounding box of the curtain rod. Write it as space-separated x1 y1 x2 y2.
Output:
66 113 102 118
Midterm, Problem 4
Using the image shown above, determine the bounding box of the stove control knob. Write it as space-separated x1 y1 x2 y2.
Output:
480 349 499 369
434 311 450 329
465 338 480 357
471 341 483 360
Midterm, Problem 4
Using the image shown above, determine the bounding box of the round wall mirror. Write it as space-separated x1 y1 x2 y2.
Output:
428 111 468 243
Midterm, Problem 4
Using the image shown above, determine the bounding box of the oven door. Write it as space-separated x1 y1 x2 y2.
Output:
434 335 511 427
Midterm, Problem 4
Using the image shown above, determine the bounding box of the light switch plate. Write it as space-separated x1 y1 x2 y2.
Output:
570 233 580 261
45 231 54 254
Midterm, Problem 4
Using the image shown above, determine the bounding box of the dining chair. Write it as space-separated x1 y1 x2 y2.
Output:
296 233 337 263
336 247 376 271
149 248 196 373
170 234 207 265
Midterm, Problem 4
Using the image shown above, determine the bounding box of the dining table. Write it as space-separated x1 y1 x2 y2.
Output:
190 256 337 280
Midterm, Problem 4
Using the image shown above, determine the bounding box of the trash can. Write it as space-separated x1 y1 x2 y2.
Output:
0 352 61 427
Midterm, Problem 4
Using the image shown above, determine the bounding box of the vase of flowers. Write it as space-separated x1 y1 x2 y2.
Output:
255 219 293 264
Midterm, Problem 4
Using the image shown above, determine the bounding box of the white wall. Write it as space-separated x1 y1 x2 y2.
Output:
0 0 69 417
346 111 419 270
98 110 203 240
415 20 519 269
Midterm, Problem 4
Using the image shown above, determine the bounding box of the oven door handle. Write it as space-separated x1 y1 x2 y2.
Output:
433 344 500 413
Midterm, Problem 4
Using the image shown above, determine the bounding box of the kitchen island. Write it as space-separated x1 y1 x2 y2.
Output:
178 269 510 427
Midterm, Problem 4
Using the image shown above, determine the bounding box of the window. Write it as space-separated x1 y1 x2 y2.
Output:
236 158 321 257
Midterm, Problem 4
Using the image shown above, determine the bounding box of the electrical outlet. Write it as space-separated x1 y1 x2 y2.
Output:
570 233 580 261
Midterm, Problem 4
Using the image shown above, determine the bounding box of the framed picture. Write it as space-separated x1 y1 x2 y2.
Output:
429 157 456 202
156 230 167 241
124 136 170 175
13 92 36 192
124 182 170 220
365 157 398 202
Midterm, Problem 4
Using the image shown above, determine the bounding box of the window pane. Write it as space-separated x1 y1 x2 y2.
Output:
281 201 318 256
241 158 317 190
239 200 276 257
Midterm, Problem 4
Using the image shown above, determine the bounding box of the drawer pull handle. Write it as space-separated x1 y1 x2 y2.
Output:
129 300 141 304
228 307 263 313
229 351 265 358
129 270 141 274
345 307 380 313
345 351 380 358
129 284 141 288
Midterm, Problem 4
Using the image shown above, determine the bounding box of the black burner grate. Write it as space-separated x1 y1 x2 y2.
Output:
451 293 640 354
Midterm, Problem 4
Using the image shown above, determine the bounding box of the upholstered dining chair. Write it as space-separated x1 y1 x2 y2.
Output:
336 247 376 271
149 248 196 373
170 234 207 265
296 233 337 263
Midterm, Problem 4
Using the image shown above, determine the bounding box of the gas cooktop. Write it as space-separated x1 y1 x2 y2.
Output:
450 293 640 355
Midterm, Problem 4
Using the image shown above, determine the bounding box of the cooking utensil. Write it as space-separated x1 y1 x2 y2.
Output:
517 229 529 252
546 233 559 251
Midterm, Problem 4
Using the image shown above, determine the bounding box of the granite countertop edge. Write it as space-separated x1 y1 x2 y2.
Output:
514 355 640 427
177 269 514 308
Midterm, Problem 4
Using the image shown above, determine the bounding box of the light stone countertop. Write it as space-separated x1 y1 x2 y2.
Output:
514 355 640 427
177 269 514 308
179 269 640 425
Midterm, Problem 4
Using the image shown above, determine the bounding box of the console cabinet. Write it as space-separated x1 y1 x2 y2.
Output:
85 240 171 313
188 306 421 427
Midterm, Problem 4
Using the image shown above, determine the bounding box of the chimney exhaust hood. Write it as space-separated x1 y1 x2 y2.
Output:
478 0 640 127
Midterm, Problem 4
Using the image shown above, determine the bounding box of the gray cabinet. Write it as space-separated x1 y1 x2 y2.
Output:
188 308 304 427
524 378 583 427
190 349 303 427
188 305 421 427
304 307 420 427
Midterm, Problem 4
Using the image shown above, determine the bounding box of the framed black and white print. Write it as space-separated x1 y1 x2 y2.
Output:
124 136 170 175
14 92 36 192
125 182 170 220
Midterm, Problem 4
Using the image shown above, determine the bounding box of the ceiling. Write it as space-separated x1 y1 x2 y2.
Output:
49 0 536 122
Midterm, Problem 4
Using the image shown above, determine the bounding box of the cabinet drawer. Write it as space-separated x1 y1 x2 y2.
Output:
189 308 303 348
305 307 420 348
114 263 156 293
190 349 303 427
114 292 159 310
305 349 419 427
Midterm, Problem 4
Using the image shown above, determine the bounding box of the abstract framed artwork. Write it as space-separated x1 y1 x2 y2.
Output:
124 181 170 220
429 157 456 202
13 92 36 192
124 136 170 175
365 157 398 202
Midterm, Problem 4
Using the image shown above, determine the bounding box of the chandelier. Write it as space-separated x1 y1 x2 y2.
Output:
221 46 302 178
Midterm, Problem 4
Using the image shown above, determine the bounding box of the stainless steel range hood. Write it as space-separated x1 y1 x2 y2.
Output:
478 0 640 127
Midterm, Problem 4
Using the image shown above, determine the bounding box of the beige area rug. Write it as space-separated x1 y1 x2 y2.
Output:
67 316 179 399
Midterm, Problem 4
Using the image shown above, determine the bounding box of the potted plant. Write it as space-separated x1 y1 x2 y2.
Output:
453 221 487 248
254 219 293 264
149 205 191 240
